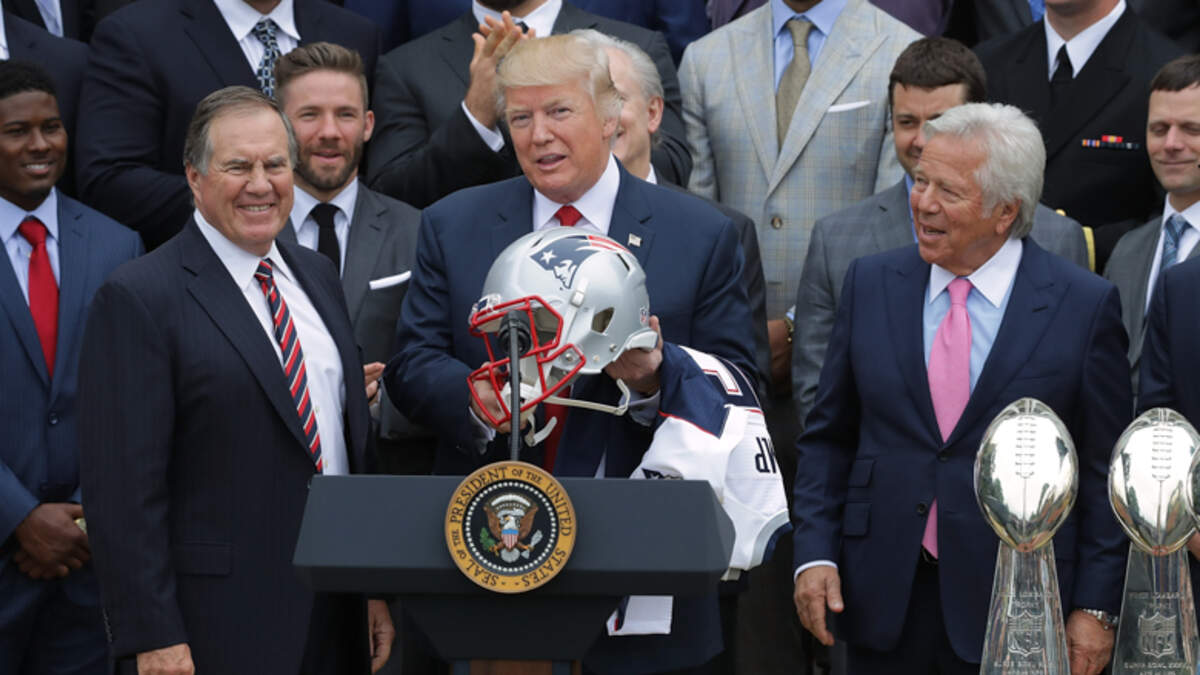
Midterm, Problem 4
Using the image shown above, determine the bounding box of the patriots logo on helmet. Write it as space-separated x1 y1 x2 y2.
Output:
531 234 629 290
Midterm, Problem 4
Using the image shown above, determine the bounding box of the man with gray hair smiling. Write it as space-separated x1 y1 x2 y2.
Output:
791 102 1130 675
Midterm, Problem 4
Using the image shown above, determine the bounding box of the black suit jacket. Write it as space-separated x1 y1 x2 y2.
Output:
76 0 381 250
976 9 1181 270
2 0 91 40
8 11 86 196
78 222 371 673
365 3 692 208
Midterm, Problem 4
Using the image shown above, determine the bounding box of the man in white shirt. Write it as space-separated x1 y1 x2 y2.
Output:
78 86 392 675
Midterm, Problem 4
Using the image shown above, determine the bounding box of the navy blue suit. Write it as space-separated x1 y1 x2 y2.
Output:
1138 255 1200 614
76 0 380 250
793 240 1130 663
0 195 141 673
385 164 755 674
78 222 371 673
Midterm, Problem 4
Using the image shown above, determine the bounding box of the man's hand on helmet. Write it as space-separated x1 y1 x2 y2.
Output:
603 315 663 395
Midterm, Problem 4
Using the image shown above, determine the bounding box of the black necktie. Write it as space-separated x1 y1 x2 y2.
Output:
310 203 341 274
1051 45 1073 106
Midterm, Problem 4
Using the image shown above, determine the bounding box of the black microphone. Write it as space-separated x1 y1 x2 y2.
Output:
497 310 532 461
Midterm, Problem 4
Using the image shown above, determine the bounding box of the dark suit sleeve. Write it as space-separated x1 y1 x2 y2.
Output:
1069 284 1132 613
78 278 186 657
365 54 516 209
76 14 192 248
791 219 835 426
1138 274 1175 413
690 217 757 388
645 28 692 187
384 211 482 453
736 210 771 397
792 257 862 566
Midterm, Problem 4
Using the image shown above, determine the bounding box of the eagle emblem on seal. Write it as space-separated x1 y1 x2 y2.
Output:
480 493 544 563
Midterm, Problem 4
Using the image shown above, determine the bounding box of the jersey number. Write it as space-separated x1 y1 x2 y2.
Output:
754 436 778 474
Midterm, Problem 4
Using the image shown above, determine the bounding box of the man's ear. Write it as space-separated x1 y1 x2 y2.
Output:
647 96 663 135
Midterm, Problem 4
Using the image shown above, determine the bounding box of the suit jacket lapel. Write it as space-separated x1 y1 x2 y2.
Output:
0 231 48 387
884 249 940 443
607 168 656 268
5 11 38 58
872 180 916 253
181 222 311 451
1043 11 1134 160
181 0 258 88
949 242 1057 445
493 178 536 260
771 0 882 192
552 3 599 32
731 6 777 185
1123 219 1161 360
436 12 477 90
49 199 88 399
997 27 1052 131
341 186 388 324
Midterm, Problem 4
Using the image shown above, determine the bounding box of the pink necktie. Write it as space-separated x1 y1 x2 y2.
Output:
923 277 972 558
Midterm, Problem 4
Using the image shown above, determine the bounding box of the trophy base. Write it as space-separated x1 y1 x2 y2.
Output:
980 543 1070 674
1112 548 1198 674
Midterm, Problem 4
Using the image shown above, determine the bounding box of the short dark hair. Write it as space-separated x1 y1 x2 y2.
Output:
887 37 986 111
183 86 297 174
1150 54 1200 93
274 42 368 108
0 61 58 103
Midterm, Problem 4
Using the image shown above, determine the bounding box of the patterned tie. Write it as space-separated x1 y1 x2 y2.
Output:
252 18 282 98
1160 213 1188 271
924 277 973 558
310 203 341 274
254 259 323 471
19 217 57 376
555 205 582 228
776 17 814 148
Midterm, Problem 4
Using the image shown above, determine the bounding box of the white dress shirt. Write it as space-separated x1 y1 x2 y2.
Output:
1143 200 1200 311
290 180 359 274
2 189 60 302
463 0 564 150
194 210 348 475
1044 0 1125 80
33 0 62 36
532 153 620 234
213 0 301 72
0 11 10 60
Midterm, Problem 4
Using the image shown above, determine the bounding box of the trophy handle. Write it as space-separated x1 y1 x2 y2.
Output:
980 543 1070 674
1111 548 1199 674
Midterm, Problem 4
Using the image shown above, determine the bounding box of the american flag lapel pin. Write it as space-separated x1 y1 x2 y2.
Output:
628 233 642 248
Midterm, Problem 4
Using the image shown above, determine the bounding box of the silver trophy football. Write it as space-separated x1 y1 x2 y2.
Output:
1110 408 1200 673
975 398 1076 674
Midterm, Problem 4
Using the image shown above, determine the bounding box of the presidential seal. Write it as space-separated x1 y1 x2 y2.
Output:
445 461 577 593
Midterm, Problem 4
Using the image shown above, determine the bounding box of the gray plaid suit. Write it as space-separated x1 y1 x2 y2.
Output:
679 0 919 317
791 179 1091 423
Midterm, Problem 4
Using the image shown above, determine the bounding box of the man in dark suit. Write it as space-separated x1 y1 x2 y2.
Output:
975 0 1182 271
0 61 140 675
365 0 692 209
1106 55 1200 401
793 37 1090 424
1 0 91 40
78 87 392 675
386 34 755 674
271 42 429 476
792 103 1129 675
76 0 381 250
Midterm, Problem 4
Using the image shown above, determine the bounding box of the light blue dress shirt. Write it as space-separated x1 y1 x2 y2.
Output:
922 238 1023 392
770 0 848 91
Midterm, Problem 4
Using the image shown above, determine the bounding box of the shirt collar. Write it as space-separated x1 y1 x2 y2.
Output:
1044 0 1124 79
0 11 9 57
472 0 561 38
927 236 1024 308
533 153 620 234
213 0 300 43
194 208 295 290
1161 198 1200 236
290 179 359 233
645 165 658 185
771 0 847 40
0 188 58 244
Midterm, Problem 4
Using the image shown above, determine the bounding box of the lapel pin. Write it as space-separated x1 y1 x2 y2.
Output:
627 233 642 248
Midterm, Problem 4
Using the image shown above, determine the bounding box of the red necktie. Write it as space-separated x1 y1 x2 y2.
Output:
923 278 973 558
19 217 57 376
555 205 582 227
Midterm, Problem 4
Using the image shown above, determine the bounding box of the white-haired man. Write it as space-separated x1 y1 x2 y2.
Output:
791 103 1130 675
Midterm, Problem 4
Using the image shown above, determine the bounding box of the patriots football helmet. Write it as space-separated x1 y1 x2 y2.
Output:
467 227 658 433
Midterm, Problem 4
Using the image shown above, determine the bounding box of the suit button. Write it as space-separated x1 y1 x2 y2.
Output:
938 451 949 462
916 502 928 515
770 216 783 229
48 413 59 426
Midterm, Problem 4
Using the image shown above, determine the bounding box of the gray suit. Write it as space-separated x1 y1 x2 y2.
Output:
791 179 1090 421
279 182 423 458
1104 216 1200 400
